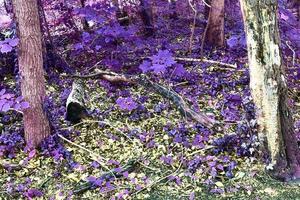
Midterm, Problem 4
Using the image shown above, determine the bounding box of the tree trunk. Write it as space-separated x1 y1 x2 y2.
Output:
112 0 130 26
240 0 300 180
139 0 154 37
79 0 89 30
169 0 177 20
12 0 51 148
205 0 224 46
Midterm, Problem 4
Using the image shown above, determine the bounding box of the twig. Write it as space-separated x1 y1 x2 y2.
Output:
85 61 102 72
0 160 22 171
174 57 237 68
188 145 215 156
202 0 211 7
286 41 296 67
138 161 161 172
57 134 108 165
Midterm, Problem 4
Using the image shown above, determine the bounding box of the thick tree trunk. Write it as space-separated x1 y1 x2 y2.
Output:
12 0 51 148
205 0 224 46
240 0 300 179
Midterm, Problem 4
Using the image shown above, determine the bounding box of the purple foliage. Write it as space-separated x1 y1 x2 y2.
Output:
0 89 29 113
116 97 138 111
1 0 300 197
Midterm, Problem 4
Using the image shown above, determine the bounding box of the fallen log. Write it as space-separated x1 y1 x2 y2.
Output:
63 70 216 128
65 79 87 123
137 76 215 128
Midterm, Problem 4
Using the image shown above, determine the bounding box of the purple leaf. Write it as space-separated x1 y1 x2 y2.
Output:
0 89 5 96
1 103 10 112
122 171 129 178
173 64 186 77
0 99 5 109
91 161 100 168
73 43 83 50
0 44 12 53
14 103 21 110
139 60 151 73
227 35 239 48
152 63 167 73
280 13 289 21
189 192 195 200
7 38 19 47
15 96 24 102
95 45 102 50
1 93 14 99
28 149 36 159
116 97 138 111
20 101 30 109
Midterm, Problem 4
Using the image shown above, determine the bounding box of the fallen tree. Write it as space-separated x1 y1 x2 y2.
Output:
63 69 216 129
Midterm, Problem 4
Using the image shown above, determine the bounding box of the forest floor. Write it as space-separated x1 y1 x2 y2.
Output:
1 7 300 199
1 58 300 199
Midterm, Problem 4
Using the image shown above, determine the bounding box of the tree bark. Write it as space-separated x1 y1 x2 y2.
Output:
112 0 130 26
12 0 51 148
169 0 177 20
139 0 154 37
79 0 89 30
240 0 300 180
204 0 224 46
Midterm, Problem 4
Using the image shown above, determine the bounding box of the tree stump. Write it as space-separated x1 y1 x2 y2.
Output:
66 79 87 123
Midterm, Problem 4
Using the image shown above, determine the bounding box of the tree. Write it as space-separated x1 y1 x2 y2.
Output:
204 0 225 46
112 0 130 26
240 0 300 180
169 0 177 20
79 0 89 30
139 0 154 37
12 0 51 148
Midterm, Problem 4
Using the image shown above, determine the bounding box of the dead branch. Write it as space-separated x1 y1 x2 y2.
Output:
174 57 237 69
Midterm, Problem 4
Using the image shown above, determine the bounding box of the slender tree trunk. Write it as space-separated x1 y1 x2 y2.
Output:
204 0 224 46
169 0 177 20
240 0 300 180
139 0 154 37
112 0 130 26
79 0 89 30
12 0 51 148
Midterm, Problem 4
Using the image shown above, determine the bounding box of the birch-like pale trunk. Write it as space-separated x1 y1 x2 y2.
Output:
240 0 300 179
